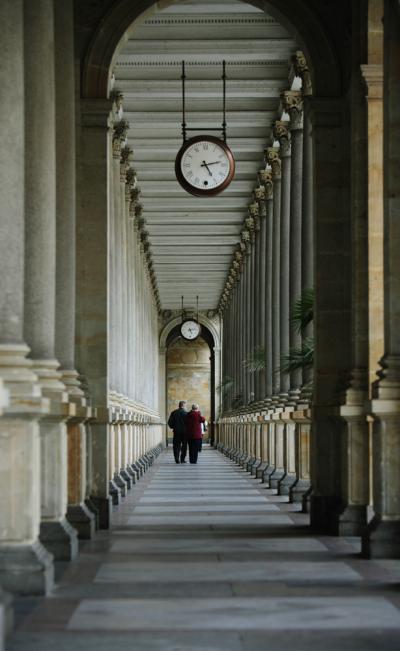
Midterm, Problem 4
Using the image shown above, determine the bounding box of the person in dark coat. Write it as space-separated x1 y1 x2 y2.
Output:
167 400 188 464
185 403 205 464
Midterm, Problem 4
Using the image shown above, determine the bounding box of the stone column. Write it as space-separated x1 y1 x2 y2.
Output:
53 0 96 541
260 171 274 399
309 98 352 533
23 0 78 562
336 2 370 537
252 200 261 402
363 0 400 558
265 148 282 399
273 122 291 403
283 91 304 402
254 183 267 400
76 98 113 528
0 0 54 596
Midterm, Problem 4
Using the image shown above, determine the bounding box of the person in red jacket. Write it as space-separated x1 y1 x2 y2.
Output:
185 403 205 464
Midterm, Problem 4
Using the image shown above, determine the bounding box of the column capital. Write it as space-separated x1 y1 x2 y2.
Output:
291 50 313 96
273 120 291 157
281 90 304 130
264 147 281 179
248 202 259 219
258 169 273 199
360 64 383 100
112 119 129 159
110 89 124 111
120 145 133 182
253 184 266 202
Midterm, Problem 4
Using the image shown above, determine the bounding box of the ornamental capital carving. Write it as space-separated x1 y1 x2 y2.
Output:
253 185 266 202
245 216 255 232
258 169 273 199
281 90 304 130
110 89 124 110
248 202 259 219
234 249 243 263
292 50 312 96
273 120 291 156
264 147 281 179
126 167 136 190
241 229 251 243
112 119 129 159
120 146 133 182
135 202 143 219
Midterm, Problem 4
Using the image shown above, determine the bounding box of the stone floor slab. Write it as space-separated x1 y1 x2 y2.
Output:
94 561 361 584
126 514 293 526
133 504 279 513
110 537 329 554
68 596 400 631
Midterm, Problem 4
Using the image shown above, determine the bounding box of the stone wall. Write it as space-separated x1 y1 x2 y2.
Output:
167 337 211 438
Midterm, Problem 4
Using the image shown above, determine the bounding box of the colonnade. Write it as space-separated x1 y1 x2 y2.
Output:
0 0 163 611
218 0 400 558
219 50 313 509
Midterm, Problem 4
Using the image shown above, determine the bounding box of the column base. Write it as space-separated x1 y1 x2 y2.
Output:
0 540 54 595
40 517 78 561
113 473 128 497
289 479 311 503
84 497 100 529
89 495 112 529
269 468 286 489
310 494 343 534
278 472 297 496
338 505 367 537
120 468 132 490
0 586 13 640
256 462 268 479
67 503 96 539
262 464 275 484
362 516 400 558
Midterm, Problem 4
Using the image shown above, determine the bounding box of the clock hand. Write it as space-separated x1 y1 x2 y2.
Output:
201 160 213 176
201 161 221 166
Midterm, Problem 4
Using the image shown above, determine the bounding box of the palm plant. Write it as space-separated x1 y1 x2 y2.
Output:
216 375 234 396
281 287 314 379
243 346 266 372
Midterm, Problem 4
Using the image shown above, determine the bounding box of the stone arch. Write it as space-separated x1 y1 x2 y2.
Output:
159 315 221 445
81 0 342 99
159 314 220 352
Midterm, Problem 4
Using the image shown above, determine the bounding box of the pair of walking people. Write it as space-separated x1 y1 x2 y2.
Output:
168 400 205 465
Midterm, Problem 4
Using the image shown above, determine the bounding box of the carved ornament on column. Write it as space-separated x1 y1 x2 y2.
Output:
110 89 124 111
273 121 291 157
112 119 129 159
292 50 313 97
120 145 133 182
281 90 304 130
259 169 273 199
265 147 281 179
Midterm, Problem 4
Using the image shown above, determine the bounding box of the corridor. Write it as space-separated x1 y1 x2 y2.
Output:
8 448 400 651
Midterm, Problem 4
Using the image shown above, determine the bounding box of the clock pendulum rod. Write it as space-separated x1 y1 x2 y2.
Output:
180 60 228 143
181 295 184 323
196 295 199 323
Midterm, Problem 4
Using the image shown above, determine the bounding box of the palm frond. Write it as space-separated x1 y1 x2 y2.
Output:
291 287 314 334
280 337 314 374
216 376 234 396
243 347 267 372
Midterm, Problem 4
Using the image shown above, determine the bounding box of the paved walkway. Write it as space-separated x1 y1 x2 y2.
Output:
8 448 400 650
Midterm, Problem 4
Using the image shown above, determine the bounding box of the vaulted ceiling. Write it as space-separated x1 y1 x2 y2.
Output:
113 0 298 310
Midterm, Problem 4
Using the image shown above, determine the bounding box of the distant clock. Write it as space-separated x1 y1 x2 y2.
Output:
175 135 235 197
180 319 201 341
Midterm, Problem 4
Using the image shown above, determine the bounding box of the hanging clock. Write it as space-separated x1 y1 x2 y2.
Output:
175 135 235 197
180 319 202 341
175 61 235 197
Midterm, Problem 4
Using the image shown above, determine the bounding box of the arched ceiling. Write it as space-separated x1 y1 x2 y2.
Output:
113 0 298 310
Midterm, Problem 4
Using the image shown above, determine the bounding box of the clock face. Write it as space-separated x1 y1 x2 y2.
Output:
175 135 235 197
181 320 201 341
